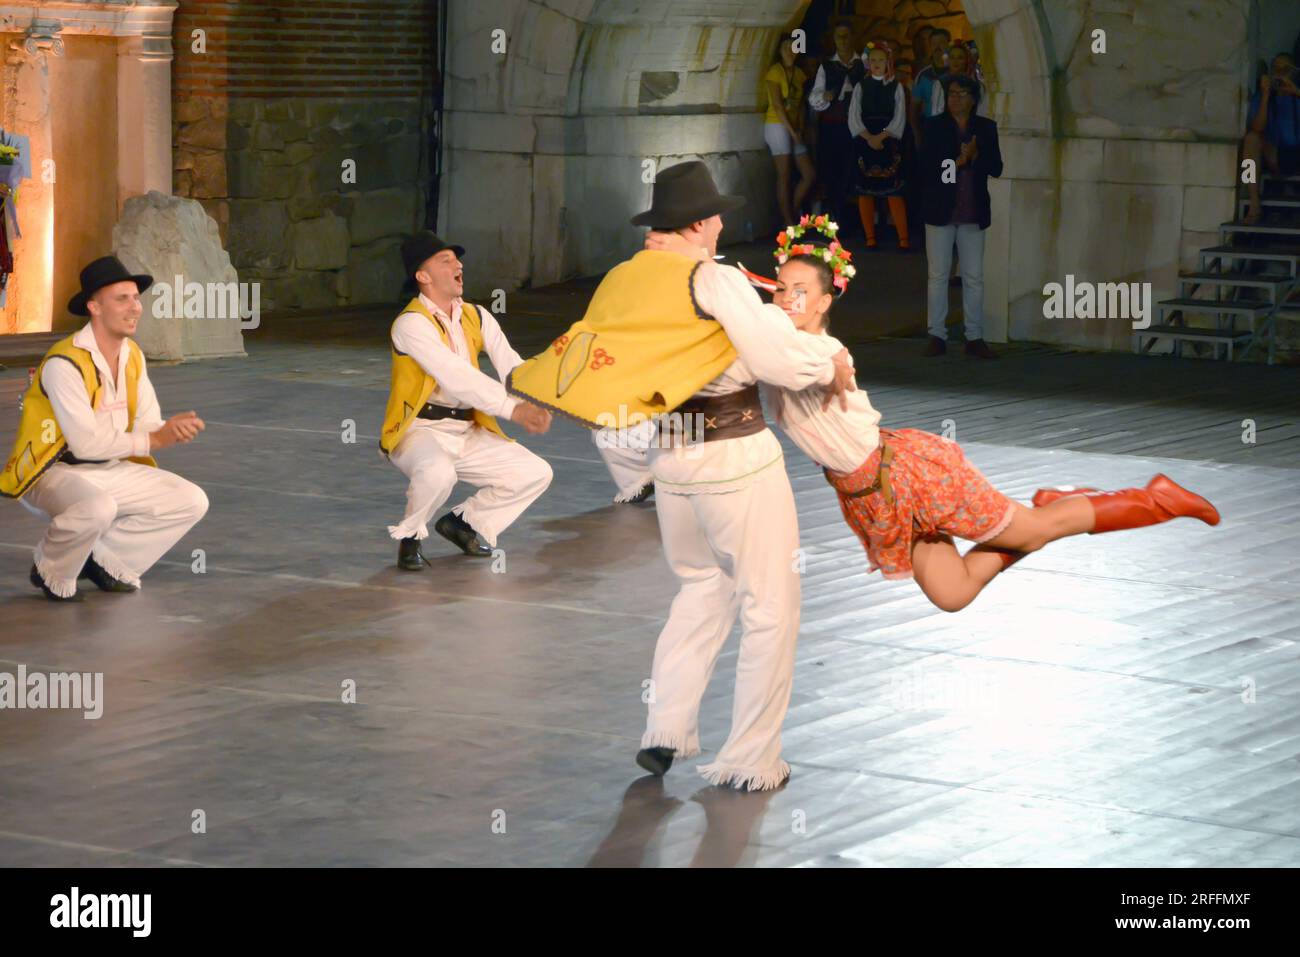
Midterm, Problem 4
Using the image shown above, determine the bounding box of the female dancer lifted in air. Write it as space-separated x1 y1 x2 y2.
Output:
648 218 1221 611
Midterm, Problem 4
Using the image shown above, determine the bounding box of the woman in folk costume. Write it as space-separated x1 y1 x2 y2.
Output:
655 222 1222 612
848 41 911 250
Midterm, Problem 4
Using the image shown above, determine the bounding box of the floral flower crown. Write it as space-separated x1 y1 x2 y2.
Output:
774 215 856 295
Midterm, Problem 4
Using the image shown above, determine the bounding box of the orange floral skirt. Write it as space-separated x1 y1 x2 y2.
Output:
824 428 1017 580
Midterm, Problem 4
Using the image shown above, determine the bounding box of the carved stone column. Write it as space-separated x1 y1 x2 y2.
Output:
116 32 174 213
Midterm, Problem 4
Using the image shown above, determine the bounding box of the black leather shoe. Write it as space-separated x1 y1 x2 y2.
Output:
397 536 429 570
80 556 138 592
30 565 82 602
964 338 999 359
433 512 493 557
922 335 947 357
621 481 655 505
635 746 675 776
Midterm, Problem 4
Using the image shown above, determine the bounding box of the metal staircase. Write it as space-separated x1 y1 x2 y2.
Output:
1137 173 1300 363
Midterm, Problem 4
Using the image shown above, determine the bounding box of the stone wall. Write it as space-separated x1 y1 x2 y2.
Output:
976 0 1253 351
174 96 425 311
442 0 1289 355
850 0 972 55
442 0 803 298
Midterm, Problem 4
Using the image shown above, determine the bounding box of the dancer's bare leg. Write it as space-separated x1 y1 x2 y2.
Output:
911 498 1093 612
911 533 1003 612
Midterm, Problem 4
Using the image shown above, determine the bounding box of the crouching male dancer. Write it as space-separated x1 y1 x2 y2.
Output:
2 256 209 601
380 231 553 567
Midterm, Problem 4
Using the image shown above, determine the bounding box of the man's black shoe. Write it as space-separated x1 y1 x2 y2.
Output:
635 746 675 776
397 536 428 570
964 338 999 359
922 335 947 357
434 512 493 557
80 556 138 592
30 565 82 602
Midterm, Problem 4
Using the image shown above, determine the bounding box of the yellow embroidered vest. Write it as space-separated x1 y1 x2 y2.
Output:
1 335 158 499
506 251 738 428
380 298 510 454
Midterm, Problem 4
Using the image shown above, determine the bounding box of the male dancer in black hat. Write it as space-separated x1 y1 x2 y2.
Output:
379 232 553 568
509 162 856 790
2 256 209 600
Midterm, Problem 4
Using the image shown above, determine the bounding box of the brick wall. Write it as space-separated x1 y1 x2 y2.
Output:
172 0 439 311
174 0 435 98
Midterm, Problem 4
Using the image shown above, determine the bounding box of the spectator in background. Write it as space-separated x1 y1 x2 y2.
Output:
895 57 922 238
911 25 934 73
920 75 1002 359
809 22 866 228
764 33 817 230
849 42 910 250
929 42 991 119
800 47 824 175
911 27 952 144
1242 52 1300 224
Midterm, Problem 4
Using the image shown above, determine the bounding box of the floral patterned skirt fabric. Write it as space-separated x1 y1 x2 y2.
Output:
824 428 1017 580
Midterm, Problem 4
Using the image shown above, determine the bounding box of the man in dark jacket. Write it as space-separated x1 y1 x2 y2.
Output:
919 75 1003 358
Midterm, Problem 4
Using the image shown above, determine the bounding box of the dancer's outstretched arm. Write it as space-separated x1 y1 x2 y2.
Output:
474 303 525 383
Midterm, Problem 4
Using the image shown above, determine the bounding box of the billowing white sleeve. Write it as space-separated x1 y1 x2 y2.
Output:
131 361 166 437
886 82 907 139
693 263 836 391
41 358 152 460
809 65 831 112
476 306 525 380
847 83 865 139
391 312 518 419
930 79 944 119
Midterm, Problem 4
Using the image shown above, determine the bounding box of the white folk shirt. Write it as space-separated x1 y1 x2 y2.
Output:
390 293 523 431
808 53 859 112
847 74 907 141
761 330 881 475
648 262 837 495
40 323 165 461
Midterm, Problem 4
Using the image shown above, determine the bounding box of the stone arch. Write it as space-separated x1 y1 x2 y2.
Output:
963 0 1056 135
441 0 1059 292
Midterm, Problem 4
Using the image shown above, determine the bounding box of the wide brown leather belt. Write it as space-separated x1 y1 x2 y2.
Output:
827 440 895 504
671 385 766 444
418 403 474 422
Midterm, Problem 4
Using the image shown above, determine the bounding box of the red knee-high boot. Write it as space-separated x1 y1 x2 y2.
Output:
858 196 877 247
1080 474 1220 534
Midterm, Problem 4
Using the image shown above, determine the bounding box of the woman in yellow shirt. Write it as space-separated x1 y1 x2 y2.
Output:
764 34 816 231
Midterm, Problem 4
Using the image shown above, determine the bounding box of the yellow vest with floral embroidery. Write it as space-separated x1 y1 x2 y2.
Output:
506 251 738 428
1 335 157 499
380 299 510 454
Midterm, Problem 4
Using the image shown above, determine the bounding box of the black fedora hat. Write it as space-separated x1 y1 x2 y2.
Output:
401 231 465 279
630 161 745 229
68 256 153 316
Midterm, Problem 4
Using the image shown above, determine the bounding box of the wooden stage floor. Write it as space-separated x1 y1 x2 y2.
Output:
1 323 1297 867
